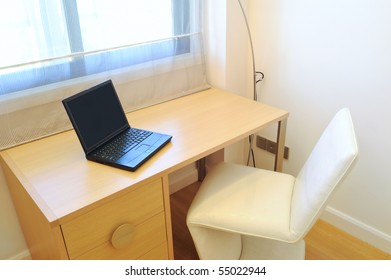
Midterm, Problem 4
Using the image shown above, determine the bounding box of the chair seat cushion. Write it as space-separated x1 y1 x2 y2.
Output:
187 162 296 242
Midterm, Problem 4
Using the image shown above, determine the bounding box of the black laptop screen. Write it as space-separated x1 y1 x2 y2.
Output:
62 80 129 154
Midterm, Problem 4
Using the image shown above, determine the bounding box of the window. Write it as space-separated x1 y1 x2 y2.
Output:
0 0 190 95
0 0 206 150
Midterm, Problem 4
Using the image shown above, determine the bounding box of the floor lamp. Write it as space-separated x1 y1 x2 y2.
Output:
237 0 264 167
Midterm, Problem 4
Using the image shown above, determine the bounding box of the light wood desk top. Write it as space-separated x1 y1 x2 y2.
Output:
1 88 289 226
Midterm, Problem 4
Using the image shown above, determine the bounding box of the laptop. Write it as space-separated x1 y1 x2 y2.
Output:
62 80 172 171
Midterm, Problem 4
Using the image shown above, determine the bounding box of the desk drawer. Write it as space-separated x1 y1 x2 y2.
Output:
61 179 164 259
138 242 169 260
75 213 168 260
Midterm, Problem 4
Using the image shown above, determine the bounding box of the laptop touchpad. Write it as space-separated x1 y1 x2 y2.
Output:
136 144 151 152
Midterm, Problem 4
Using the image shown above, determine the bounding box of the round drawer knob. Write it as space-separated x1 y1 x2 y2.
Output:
111 224 135 249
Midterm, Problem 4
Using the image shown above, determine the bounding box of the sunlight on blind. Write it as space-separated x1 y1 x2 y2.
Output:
0 0 173 69
0 1 69 70
78 0 173 51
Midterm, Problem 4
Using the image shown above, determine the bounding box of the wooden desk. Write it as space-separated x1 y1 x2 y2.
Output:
0 88 288 259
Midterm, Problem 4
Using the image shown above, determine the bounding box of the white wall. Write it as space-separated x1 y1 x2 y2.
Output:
0 168 29 259
249 0 391 253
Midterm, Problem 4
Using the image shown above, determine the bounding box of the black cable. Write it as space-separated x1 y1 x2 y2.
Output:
256 71 265 83
246 135 256 167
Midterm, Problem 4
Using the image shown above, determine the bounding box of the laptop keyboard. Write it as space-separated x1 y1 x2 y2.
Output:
93 128 153 161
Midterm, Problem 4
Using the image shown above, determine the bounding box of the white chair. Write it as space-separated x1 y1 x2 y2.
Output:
187 108 358 259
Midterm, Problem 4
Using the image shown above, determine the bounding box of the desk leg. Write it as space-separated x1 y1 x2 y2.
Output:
162 175 174 260
197 157 206 181
274 118 287 172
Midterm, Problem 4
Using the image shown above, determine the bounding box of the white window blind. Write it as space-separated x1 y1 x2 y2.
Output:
0 0 207 149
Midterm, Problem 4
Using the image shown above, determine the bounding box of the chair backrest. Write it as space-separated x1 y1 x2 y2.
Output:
290 108 358 240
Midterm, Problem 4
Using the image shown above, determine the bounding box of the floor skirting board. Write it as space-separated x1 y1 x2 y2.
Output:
168 163 198 194
321 207 391 255
10 250 31 260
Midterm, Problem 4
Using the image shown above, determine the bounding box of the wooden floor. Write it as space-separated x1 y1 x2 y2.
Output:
170 182 391 260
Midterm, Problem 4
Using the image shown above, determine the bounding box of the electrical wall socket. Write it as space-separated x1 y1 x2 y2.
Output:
256 135 289 159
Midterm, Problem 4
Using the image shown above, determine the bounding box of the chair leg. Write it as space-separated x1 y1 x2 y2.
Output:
188 226 242 260
240 235 305 260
